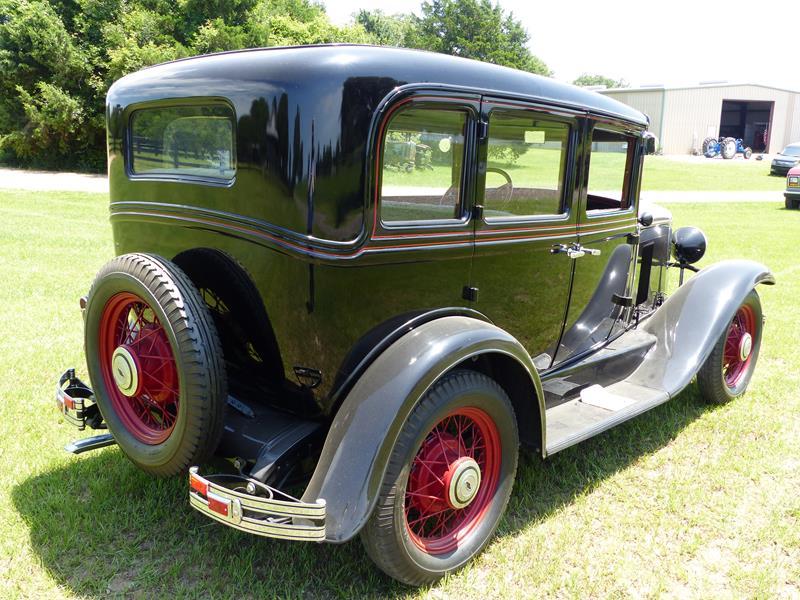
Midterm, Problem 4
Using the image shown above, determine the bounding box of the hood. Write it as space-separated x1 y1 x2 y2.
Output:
788 165 800 177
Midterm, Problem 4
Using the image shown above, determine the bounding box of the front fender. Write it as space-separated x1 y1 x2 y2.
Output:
631 259 774 395
301 316 543 542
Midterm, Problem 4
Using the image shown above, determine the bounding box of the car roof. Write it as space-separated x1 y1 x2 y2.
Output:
113 44 649 127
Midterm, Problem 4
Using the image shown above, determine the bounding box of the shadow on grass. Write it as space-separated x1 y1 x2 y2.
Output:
12 389 713 597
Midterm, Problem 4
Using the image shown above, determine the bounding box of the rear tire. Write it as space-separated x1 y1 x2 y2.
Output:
697 290 762 404
84 253 227 476
702 137 717 157
361 370 518 585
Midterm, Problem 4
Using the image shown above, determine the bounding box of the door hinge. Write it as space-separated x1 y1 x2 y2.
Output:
462 286 479 302
472 204 484 220
477 120 488 140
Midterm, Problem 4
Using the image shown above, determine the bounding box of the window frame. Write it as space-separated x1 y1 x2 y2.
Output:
377 100 477 230
481 106 574 223
584 122 639 217
125 99 237 187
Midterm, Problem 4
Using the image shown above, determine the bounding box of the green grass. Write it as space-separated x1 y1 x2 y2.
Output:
1 189 799 598
383 152 786 193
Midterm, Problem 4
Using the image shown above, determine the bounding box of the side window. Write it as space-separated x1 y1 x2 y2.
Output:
380 107 467 224
586 127 636 212
484 109 569 219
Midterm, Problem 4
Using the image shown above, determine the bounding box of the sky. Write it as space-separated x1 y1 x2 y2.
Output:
322 0 799 91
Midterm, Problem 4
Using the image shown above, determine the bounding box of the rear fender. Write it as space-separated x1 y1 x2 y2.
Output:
301 316 542 542
631 259 774 395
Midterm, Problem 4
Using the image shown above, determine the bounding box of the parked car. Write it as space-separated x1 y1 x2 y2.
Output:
771 143 800 175
786 165 800 209
56 45 774 586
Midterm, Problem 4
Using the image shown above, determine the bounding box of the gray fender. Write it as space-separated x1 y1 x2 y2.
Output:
301 316 543 542
631 259 774 395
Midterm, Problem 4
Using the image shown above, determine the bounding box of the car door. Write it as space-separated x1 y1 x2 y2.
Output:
552 119 642 364
469 99 580 369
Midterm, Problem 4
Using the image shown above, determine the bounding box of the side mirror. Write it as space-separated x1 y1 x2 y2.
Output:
643 132 657 155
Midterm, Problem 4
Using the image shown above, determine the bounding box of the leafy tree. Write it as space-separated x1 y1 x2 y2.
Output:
409 0 550 75
355 10 414 47
573 73 628 89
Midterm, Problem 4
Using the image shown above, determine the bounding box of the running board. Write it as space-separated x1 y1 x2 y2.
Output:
544 382 669 455
65 433 117 454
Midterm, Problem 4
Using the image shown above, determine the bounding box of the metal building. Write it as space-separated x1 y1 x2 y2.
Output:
599 83 800 155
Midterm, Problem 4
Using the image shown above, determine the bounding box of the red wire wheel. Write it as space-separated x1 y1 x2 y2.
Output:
698 289 763 405
722 304 756 390
98 292 180 445
404 407 501 555
361 370 518 585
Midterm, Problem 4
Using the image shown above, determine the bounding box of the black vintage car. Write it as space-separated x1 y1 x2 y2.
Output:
56 45 774 585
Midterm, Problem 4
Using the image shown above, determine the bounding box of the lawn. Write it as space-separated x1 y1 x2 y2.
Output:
0 189 798 598
383 151 786 193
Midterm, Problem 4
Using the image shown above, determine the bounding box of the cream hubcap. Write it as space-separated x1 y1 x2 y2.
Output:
447 457 482 509
739 332 753 362
111 346 139 397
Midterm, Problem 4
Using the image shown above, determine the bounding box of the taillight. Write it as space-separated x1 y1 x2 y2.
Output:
189 472 208 496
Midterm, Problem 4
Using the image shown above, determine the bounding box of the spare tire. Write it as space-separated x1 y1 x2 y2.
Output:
84 253 227 476
721 137 737 159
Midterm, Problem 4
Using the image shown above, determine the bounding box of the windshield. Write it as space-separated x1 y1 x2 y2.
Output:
781 146 800 157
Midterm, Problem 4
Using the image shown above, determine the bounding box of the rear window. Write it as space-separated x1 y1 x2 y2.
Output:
129 105 235 181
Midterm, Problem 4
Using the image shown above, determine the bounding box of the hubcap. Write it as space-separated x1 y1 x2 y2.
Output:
445 457 481 509
111 346 140 396
739 332 753 362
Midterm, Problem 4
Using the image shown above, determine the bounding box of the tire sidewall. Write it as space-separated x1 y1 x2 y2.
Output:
85 269 190 468
391 376 518 576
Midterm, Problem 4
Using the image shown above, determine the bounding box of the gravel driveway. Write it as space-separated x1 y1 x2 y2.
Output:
1 167 108 193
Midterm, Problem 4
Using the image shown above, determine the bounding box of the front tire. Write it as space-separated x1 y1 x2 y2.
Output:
84 253 227 476
697 290 762 404
361 370 518 585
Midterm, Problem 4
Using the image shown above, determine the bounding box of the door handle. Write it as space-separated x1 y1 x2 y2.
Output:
550 244 602 259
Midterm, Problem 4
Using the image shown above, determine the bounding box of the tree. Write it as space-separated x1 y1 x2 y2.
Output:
573 74 628 89
355 10 413 47
0 0 371 170
409 0 550 75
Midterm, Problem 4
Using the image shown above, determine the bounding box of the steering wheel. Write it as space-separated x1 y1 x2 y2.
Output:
485 167 514 208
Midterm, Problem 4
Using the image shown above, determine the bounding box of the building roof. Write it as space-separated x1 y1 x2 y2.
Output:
602 82 800 95
111 44 648 126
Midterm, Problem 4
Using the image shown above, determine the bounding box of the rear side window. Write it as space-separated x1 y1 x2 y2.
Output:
484 109 569 219
130 105 235 181
380 107 467 224
586 127 636 212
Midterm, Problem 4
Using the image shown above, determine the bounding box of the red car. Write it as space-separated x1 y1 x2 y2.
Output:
786 166 800 209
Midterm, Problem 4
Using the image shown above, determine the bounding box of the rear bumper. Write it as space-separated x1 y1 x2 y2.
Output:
188 467 326 542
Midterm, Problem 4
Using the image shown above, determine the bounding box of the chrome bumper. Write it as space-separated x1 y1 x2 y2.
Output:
188 467 326 542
